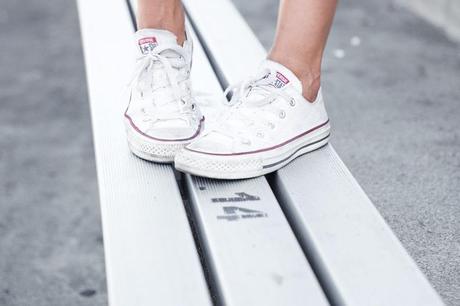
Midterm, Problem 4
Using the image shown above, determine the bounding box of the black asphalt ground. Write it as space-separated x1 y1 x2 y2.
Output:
0 0 459 305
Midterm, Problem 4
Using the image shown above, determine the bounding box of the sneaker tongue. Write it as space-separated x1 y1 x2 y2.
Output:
135 29 179 55
245 60 302 101
259 60 302 92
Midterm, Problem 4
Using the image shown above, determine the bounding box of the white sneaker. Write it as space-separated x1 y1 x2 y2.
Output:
175 60 330 179
124 29 204 163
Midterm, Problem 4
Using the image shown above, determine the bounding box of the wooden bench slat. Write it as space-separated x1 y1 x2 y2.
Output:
185 175 329 306
77 1 212 305
274 148 444 306
182 0 444 305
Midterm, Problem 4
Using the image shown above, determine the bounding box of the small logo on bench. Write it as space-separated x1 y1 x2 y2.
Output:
211 192 260 203
138 37 158 54
217 206 268 221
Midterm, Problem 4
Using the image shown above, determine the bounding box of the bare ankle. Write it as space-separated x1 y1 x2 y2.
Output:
137 0 186 45
300 73 321 102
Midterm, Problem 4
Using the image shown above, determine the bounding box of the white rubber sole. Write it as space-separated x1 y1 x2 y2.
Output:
125 125 190 163
175 124 330 179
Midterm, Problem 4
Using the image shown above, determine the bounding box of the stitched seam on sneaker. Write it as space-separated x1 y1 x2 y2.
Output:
185 119 329 156
125 113 204 142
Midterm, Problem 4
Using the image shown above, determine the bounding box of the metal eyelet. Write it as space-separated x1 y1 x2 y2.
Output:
279 110 286 119
290 98 296 106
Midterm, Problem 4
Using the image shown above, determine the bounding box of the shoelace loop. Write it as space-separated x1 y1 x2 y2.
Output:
128 45 195 124
206 70 296 145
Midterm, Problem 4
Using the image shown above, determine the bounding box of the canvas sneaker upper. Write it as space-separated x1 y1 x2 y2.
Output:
125 29 203 142
185 60 329 155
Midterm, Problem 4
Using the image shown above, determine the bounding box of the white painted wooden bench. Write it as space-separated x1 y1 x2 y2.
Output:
77 0 444 305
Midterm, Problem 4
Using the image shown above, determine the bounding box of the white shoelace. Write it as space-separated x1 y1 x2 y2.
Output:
129 44 196 124
206 70 296 145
